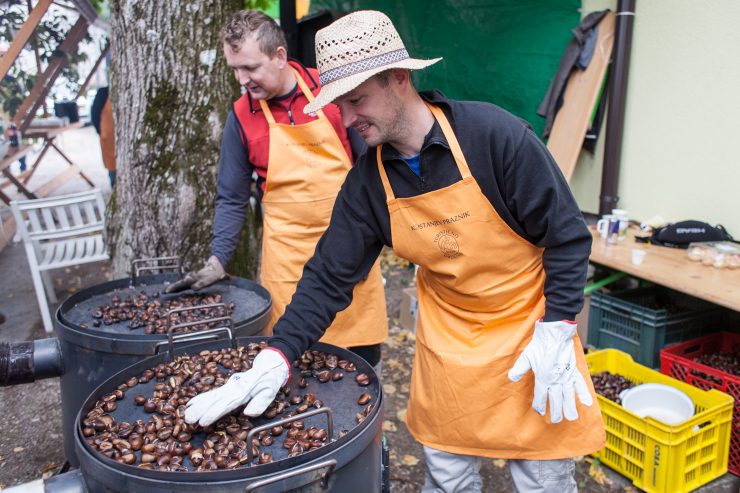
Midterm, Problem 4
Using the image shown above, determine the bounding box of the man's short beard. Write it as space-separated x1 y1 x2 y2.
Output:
382 93 409 148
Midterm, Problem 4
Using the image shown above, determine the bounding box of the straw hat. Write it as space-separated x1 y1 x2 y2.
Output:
304 10 442 114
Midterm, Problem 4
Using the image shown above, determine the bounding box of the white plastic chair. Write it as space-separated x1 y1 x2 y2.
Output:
10 189 109 333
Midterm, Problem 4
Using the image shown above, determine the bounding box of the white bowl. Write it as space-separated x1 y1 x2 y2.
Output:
619 383 694 425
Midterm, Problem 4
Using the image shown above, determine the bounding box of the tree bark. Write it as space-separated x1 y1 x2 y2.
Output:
107 0 256 278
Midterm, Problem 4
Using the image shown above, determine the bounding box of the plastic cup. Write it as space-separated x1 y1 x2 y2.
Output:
632 249 646 265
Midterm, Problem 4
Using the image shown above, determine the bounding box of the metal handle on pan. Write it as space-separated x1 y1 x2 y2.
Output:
130 256 183 285
164 303 231 328
243 459 337 493
155 325 234 360
246 406 334 464
154 304 236 358
163 303 235 341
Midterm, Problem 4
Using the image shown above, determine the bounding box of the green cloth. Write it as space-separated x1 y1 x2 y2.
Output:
264 0 279 19
309 0 579 136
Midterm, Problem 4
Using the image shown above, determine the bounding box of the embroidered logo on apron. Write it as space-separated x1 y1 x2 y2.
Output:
433 229 461 258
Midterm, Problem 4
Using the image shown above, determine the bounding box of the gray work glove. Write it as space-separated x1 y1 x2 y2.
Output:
164 255 227 293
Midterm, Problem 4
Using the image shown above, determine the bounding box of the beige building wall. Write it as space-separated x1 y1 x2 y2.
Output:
570 0 740 235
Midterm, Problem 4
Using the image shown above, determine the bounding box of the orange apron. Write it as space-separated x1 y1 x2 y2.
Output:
377 103 604 459
258 69 387 347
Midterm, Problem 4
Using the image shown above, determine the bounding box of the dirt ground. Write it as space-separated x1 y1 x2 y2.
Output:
0 249 733 491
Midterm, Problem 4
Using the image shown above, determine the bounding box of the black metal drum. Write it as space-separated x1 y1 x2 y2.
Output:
53 272 271 465
0 257 272 467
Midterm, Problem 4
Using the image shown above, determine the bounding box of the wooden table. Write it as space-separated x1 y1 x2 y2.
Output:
21 120 94 188
0 121 94 253
589 226 740 312
0 144 37 203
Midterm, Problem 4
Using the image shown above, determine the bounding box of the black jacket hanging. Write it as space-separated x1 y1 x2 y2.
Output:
537 10 610 139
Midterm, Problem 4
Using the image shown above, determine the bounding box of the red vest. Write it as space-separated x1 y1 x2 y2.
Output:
232 61 353 192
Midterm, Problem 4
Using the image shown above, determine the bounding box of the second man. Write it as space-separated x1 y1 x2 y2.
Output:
167 10 388 368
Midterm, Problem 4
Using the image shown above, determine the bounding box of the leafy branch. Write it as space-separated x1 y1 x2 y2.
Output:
0 0 91 116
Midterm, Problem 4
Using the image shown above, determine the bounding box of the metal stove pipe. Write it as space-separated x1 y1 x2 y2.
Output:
0 338 63 386
598 0 636 215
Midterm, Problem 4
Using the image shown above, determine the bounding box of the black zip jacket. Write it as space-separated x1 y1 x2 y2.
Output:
269 90 592 362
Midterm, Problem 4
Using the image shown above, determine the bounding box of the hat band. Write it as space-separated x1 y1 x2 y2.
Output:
319 48 409 86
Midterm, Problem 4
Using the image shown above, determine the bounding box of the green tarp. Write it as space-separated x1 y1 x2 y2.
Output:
309 0 579 136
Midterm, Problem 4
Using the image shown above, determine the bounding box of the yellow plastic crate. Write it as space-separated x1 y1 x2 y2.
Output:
587 349 733 493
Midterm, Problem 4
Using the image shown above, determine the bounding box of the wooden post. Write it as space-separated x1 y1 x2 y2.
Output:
0 0 54 81
76 43 110 99
13 17 89 132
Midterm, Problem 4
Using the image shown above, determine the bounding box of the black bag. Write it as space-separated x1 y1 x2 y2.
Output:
650 220 733 249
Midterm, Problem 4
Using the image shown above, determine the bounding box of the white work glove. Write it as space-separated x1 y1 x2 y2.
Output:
165 256 227 293
507 320 593 424
184 348 290 427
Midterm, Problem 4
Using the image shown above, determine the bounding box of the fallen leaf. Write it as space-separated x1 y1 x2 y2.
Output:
42 462 57 472
492 459 507 468
67 287 78 293
42 470 55 479
383 383 397 395
402 454 420 466
588 461 610 486
397 329 415 341
396 409 407 423
623 487 639 493
13 447 24 453
382 420 397 432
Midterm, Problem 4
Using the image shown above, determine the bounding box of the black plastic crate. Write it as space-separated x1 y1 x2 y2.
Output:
587 286 723 368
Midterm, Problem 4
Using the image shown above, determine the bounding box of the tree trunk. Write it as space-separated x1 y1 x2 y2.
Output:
107 0 257 279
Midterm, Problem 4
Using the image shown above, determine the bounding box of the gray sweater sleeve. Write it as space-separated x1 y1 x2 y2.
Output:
211 111 254 267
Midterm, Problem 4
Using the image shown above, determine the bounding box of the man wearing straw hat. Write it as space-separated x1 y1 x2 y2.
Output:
166 10 387 368
186 10 605 492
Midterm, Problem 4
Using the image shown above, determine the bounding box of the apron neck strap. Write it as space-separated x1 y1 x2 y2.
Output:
424 102 472 178
376 146 395 200
376 102 472 201
259 67 327 124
